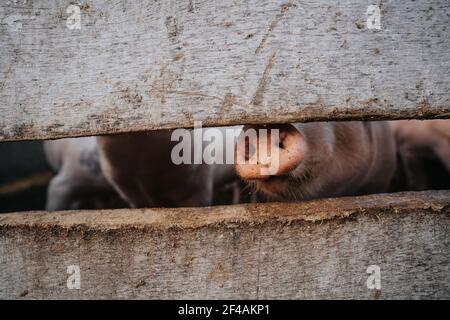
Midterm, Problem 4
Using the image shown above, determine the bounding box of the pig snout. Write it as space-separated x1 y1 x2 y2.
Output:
234 124 305 180
234 122 397 201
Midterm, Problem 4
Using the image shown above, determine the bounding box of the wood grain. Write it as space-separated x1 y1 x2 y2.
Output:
0 191 449 299
1 0 449 141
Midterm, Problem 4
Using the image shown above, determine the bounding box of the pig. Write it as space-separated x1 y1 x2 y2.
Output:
45 128 241 210
96 128 240 208
44 137 126 211
234 122 397 201
389 119 450 191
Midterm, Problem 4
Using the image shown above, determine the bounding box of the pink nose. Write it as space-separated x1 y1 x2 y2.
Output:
234 124 305 180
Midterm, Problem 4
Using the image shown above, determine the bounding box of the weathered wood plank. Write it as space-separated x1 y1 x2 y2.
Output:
0 191 449 299
1 0 449 141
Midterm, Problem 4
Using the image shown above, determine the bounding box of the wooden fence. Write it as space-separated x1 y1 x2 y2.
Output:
0 0 449 299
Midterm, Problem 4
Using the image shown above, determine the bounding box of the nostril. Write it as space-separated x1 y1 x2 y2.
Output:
235 124 304 181
278 131 288 149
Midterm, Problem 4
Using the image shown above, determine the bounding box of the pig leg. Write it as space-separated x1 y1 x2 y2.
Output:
46 174 81 211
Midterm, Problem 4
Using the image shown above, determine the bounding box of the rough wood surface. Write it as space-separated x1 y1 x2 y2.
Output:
1 0 449 141
0 191 449 299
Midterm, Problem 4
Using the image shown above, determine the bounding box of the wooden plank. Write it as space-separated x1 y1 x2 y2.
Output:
0 190 449 299
1 0 449 141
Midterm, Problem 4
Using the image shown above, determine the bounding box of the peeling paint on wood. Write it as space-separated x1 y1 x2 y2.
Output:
0 0 449 141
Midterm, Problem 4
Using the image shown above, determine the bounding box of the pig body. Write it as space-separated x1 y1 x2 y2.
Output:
234 122 397 201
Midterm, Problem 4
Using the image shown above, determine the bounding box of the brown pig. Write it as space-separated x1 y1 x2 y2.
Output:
234 122 397 201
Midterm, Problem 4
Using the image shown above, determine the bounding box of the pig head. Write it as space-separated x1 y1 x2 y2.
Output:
234 122 397 201
44 137 125 211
